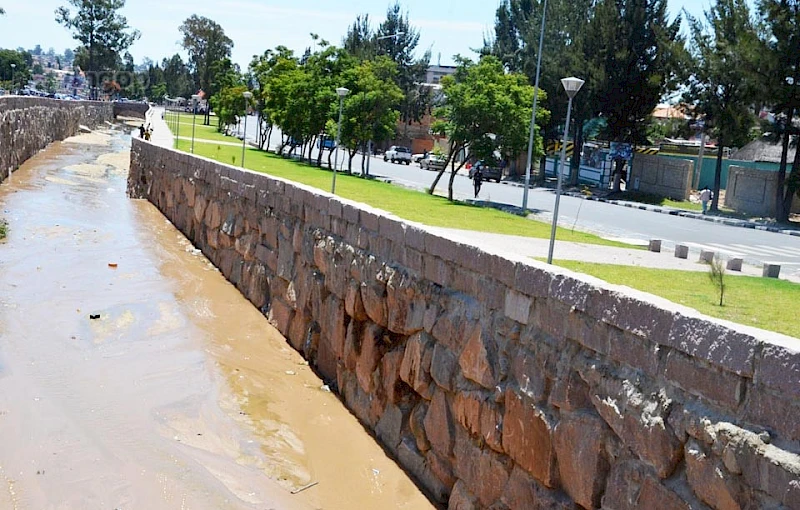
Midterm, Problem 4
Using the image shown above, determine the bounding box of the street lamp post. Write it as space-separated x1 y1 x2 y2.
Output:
191 94 200 153
547 77 585 264
332 87 350 194
176 103 180 150
522 0 548 213
241 91 252 168
9 63 16 93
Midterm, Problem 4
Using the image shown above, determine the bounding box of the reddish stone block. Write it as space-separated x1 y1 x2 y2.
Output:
591 390 682 479
458 324 497 390
502 389 557 487
453 391 483 439
386 270 426 335
356 323 384 393
268 298 294 337
287 310 311 353
636 476 691 510
449 480 478 510
380 349 405 406
360 282 388 327
424 389 455 457
553 412 610 509
345 281 368 321
400 332 434 399
204 200 222 229
502 466 577 510
322 295 347 360
685 440 744 510
409 402 430 453
549 370 592 411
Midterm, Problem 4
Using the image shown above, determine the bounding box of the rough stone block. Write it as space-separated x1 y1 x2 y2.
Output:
267 298 294 337
685 440 744 510
458 324 498 390
344 280 368 321
553 412 610 510
762 263 781 278
590 376 682 479
648 239 662 252
380 349 405 406
386 270 426 335
360 282 388 327
726 257 743 272
699 249 715 263
399 332 434 399
504 290 532 325
356 323 385 393
663 349 745 409
502 389 557 487
430 343 458 392
376 403 404 452
409 402 430 453
424 389 455 457
449 480 478 510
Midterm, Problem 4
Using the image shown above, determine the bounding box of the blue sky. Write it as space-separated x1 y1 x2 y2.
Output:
0 0 711 68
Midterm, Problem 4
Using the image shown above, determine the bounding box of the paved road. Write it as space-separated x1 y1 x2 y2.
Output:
231 113 800 277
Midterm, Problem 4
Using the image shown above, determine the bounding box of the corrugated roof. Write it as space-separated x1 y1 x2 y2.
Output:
730 138 797 164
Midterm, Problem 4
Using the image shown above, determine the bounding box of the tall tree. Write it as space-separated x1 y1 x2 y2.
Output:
0 49 31 90
758 0 800 221
592 0 684 191
179 15 233 125
684 0 760 212
343 14 376 60
55 0 140 99
376 3 431 130
428 56 546 200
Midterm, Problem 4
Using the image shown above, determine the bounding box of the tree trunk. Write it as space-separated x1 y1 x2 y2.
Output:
204 99 211 126
316 141 324 168
537 154 546 185
428 145 459 195
711 139 724 212
327 147 334 170
361 146 367 174
776 108 795 222
569 117 583 187
447 161 468 201
781 133 800 221
348 149 357 173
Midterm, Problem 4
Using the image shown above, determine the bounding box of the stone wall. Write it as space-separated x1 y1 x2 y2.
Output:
725 165 800 217
129 139 800 510
112 101 149 119
0 97 114 182
630 154 693 200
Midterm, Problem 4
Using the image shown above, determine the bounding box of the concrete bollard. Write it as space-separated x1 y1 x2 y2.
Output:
674 244 689 259
763 264 781 278
699 250 715 264
648 239 662 253
727 258 743 272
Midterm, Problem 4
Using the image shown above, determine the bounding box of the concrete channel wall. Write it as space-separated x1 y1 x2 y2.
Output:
0 97 115 183
129 139 800 510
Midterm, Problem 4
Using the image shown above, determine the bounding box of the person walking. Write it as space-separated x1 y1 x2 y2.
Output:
138 124 145 139
700 187 712 214
473 165 483 198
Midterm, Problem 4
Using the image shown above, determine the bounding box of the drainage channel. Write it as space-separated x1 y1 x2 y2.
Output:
0 126 432 510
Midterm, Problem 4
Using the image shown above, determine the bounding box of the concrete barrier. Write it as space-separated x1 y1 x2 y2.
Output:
674 244 689 259
128 139 800 510
699 250 715 263
727 258 743 272
763 264 781 278
648 239 662 253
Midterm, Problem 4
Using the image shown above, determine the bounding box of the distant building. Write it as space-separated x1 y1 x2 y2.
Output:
425 65 457 85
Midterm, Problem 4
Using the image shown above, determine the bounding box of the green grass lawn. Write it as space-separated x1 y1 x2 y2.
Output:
163 113 236 144
554 260 800 338
172 138 634 248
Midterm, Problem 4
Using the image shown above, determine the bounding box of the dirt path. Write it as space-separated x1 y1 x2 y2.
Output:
0 127 432 509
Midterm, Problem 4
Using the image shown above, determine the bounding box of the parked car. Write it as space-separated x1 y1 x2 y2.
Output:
412 153 426 163
468 161 503 183
317 136 336 150
384 145 412 164
420 154 446 171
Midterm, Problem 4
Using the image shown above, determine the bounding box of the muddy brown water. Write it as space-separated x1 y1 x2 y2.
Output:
0 128 433 510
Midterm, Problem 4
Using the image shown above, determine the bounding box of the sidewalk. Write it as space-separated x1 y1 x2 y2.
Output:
427 226 800 283
146 107 176 149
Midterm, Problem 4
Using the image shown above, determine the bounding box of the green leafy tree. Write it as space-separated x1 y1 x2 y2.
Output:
0 49 31 90
250 47 295 150
343 15 377 60
330 56 404 172
179 15 233 125
428 55 546 200
55 0 140 98
211 84 248 133
684 0 760 212
758 0 800 221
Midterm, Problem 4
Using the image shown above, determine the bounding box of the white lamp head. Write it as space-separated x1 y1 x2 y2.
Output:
560 77 585 99
336 87 350 98
242 91 253 99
